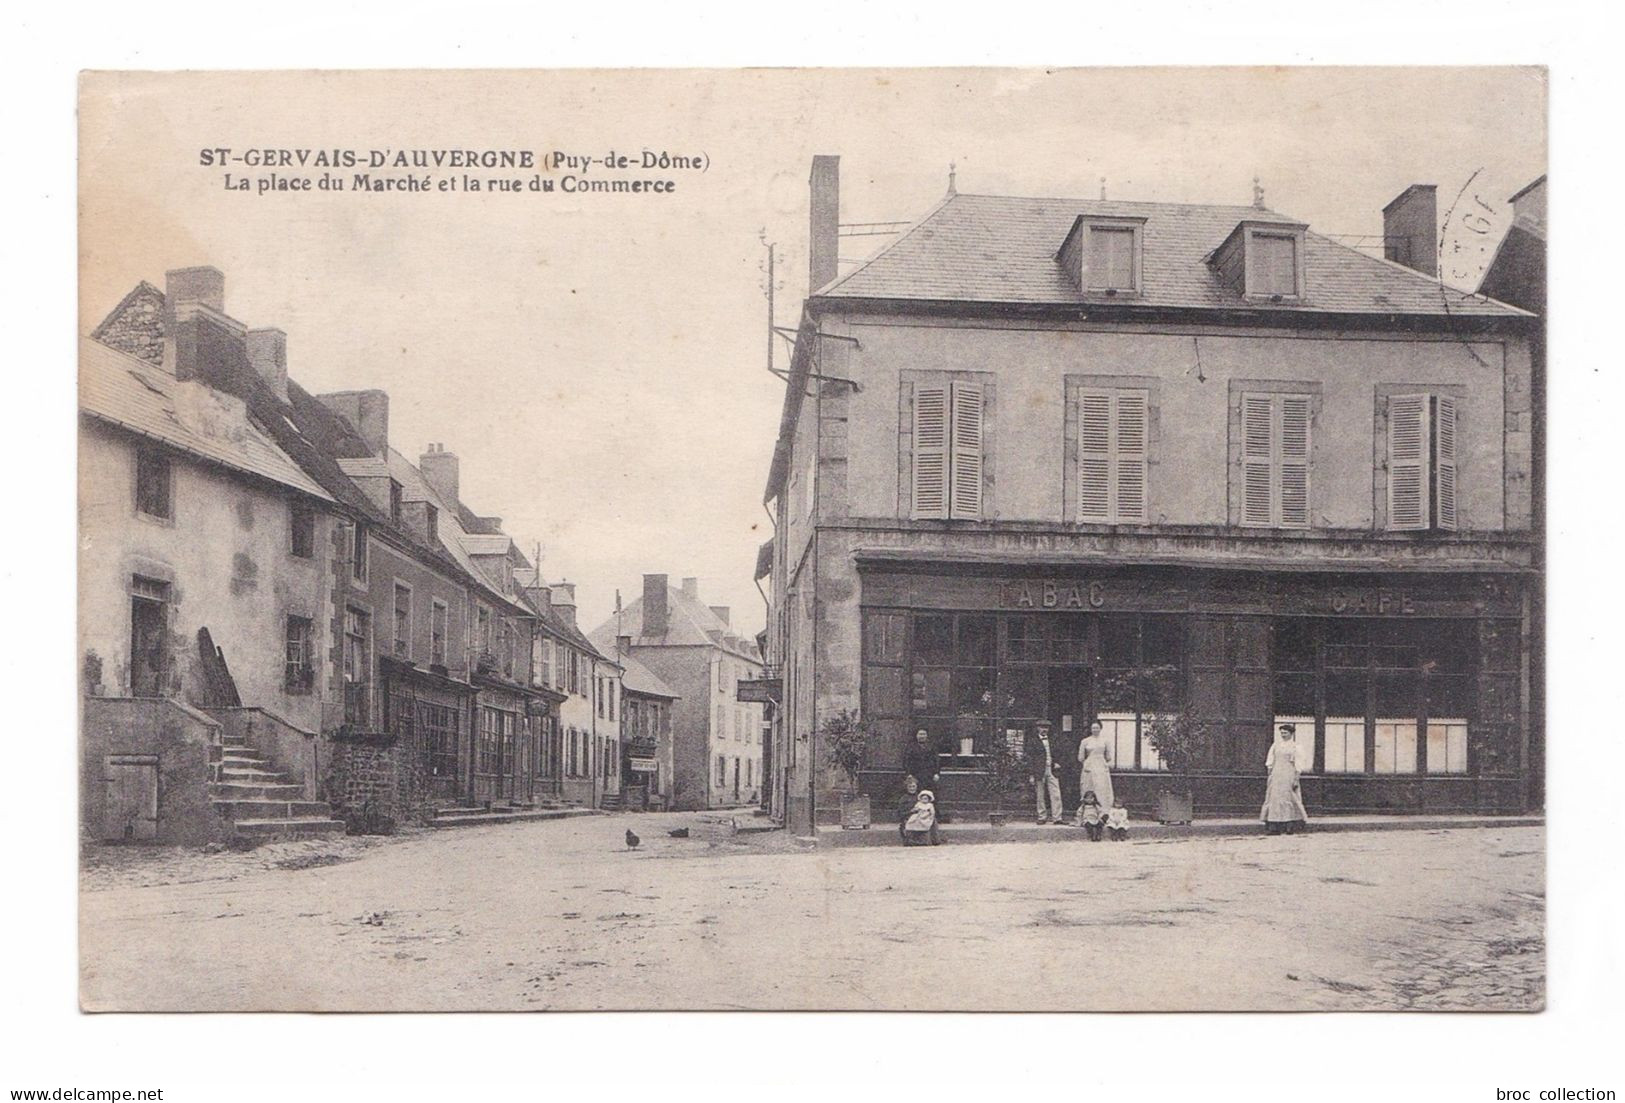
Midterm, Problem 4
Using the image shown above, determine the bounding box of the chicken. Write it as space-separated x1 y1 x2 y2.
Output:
625 829 640 849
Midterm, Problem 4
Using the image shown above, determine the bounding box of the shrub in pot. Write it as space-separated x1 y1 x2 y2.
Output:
821 709 872 829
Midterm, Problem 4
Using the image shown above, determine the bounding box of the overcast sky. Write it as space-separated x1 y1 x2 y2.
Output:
79 68 1545 637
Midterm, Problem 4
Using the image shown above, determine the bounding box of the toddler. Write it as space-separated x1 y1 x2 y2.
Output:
1106 799 1130 841
1077 790 1105 841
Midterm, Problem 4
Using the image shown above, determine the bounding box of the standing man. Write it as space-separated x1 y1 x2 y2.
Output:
1027 721 1064 825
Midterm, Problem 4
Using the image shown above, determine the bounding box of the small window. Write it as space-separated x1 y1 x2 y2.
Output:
284 615 314 693
289 503 315 558
1086 226 1138 292
389 480 403 525
134 448 172 519
393 583 411 658
350 523 368 582
430 600 448 667
425 504 439 544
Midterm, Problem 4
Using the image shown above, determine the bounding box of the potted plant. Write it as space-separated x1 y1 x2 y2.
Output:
1100 665 1219 825
820 709 872 829
980 727 1028 827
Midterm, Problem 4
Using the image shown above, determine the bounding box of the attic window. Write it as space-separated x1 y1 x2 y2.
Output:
1086 226 1138 293
1241 225 1307 300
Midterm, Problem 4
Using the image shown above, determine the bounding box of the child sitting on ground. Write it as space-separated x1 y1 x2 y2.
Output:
1106 798 1130 841
902 789 941 846
1076 790 1105 841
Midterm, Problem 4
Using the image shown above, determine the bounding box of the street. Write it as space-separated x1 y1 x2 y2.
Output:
80 816 1545 1012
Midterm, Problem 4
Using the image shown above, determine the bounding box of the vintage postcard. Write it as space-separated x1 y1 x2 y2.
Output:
77 67 1546 1011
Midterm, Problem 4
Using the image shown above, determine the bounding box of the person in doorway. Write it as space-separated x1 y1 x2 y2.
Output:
902 789 941 846
1105 798 1130 841
1260 723 1310 835
1026 722 1065 824
1077 790 1105 841
902 728 946 823
1076 719 1115 814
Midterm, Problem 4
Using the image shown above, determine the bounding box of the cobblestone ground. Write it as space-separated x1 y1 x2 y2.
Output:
79 817 1543 1012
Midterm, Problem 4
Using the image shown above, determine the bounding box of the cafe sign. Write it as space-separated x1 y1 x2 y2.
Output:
629 756 658 773
1329 588 1416 615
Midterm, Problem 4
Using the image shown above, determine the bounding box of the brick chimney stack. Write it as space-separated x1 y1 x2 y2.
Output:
551 582 577 628
681 577 699 599
809 155 840 292
1383 185 1439 277
246 328 289 403
317 390 390 457
643 574 669 637
420 443 460 507
162 266 228 383
710 605 731 626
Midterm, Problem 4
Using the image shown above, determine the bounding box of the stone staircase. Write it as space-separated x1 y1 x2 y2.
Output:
430 798 600 829
211 742 346 840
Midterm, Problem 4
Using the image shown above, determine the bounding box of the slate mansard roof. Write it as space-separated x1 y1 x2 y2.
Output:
816 192 1531 318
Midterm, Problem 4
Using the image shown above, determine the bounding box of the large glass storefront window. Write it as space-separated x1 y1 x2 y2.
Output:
1268 617 1477 776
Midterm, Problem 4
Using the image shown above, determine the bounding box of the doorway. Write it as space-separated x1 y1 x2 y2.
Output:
129 580 170 697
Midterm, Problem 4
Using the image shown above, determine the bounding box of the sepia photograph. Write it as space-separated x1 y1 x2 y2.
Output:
72 66 1549 1015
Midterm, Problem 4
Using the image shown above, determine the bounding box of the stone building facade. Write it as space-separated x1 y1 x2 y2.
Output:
761 159 1539 833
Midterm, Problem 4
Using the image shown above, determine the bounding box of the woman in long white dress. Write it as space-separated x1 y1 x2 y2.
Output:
1075 720 1115 823
1260 723 1310 835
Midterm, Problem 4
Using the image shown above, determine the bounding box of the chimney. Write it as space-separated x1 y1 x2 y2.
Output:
709 605 731 626
162 266 228 383
616 634 633 657
681 576 699 599
165 266 225 315
1509 176 1547 235
551 581 577 627
317 390 390 457
643 574 669 637
420 443 460 506
808 155 840 292
245 328 289 403
1382 185 1439 277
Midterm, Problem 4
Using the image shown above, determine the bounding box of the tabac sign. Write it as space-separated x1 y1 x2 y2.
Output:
999 580 1106 610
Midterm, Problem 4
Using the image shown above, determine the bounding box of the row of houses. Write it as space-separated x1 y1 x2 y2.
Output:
753 158 1545 833
79 267 707 843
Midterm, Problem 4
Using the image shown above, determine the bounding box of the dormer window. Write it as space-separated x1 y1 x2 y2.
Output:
1209 220 1309 303
1058 215 1145 297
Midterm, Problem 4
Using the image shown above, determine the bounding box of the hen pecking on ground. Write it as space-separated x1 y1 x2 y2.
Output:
625 829 640 850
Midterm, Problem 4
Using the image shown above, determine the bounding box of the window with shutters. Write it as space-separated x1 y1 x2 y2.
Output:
908 377 988 521
1086 227 1138 293
1385 393 1459 532
1076 388 1149 523
1238 391 1313 528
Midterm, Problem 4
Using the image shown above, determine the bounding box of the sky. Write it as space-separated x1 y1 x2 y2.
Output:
78 68 1546 637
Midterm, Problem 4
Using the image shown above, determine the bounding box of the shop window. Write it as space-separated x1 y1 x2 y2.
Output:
1426 720 1469 774
958 616 996 667
914 616 954 666
1373 721 1419 774
1323 718 1365 774
1005 617 1047 663
424 702 459 779
1098 616 1138 668
1049 616 1091 664
1001 667 1046 719
1274 715 1316 773
1099 712 1137 770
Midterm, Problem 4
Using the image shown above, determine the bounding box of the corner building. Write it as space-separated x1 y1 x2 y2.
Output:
762 160 1539 833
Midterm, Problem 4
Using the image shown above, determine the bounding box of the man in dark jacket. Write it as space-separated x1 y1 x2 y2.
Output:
1025 721 1065 824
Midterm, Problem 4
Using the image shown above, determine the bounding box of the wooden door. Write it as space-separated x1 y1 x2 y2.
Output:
104 755 158 841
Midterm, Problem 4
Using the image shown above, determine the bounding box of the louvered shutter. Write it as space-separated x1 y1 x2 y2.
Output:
1434 395 1458 530
1388 394 1430 530
948 381 984 520
1114 390 1149 522
1241 394 1275 526
1078 390 1112 521
1279 395 1311 527
911 385 949 519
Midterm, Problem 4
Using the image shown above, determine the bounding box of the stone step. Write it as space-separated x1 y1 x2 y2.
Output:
221 766 290 783
232 817 348 839
213 798 335 820
220 745 266 758
430 807 601 829
222 751 268 765
210 781 305 800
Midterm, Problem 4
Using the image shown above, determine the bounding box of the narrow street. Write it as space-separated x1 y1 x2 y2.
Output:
80 817 1544 1012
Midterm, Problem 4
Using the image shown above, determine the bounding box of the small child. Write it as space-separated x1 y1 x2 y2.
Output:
902 789 941 846
1106 799 1130 841
1076 790 1105 841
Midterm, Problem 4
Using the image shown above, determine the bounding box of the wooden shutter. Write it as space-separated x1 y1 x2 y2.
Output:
1241 394 1275 526
1434 395 1458 530
1078 390 1112 521
948 381 984 520
1114 390 1149 522
1388 393 1430 530
911 385 949 519
1278 394 1311 527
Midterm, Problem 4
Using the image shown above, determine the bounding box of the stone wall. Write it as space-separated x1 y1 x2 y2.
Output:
323 735 433 831
82 696 226 846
